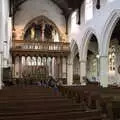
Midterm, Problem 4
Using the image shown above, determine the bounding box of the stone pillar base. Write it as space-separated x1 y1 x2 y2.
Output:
99 56 108 87
0 52 3 90
67 63 73 85
80 61 87 85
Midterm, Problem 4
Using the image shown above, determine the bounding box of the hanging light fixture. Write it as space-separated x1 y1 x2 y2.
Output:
96 0 100 9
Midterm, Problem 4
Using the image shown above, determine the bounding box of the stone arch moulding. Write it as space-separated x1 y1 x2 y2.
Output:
23 15 62 41
101 9 120 56
71 40 80 59
81 28 100 61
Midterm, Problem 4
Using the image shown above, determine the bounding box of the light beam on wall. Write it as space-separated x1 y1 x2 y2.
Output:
85 0 93 23
71 11 78 33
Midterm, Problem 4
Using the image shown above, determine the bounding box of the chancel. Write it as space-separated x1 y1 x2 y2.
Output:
0 0 120 120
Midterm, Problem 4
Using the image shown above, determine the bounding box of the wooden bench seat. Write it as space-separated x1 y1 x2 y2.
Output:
0 86 103 120
0 110 102 120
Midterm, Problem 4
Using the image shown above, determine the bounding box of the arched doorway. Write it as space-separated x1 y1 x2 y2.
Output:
86 35 99 82
108 19 120 85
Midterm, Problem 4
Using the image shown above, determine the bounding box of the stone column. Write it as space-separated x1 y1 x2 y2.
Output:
11 56 15 78
80 60 87 85
53 57 57 79
25 56 27 66
62 57 66 78
35 56 38 81
24 56 27 77
36 56 38 66
50 57 52 76
51 57 56 78
56 57 59 80
99 56 109 87
19 56 22 78
31 56 33 75
41 56 42 66
15 56 19 78
0 0 5 89
0 52 3 89
60 57 63 79
67 57 73 85
41 22 45 41
66 57 68 84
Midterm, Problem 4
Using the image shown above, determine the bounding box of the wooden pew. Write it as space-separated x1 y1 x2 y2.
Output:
0 86 103 120
59 85 120 120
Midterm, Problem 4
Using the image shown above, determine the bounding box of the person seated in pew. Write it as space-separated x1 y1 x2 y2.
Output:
53 83 59 96
39 80 44 87
37 81 41 86
3 79 14 86
43 80 47 87
48 76 56 88
47 76 59 94
56 79 63 86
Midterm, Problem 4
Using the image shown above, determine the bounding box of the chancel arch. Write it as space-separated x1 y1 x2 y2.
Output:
11 14 69 84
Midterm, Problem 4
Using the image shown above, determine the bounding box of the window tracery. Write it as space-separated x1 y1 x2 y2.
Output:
24 17 60 42
108 40 119 73
109 45 116 72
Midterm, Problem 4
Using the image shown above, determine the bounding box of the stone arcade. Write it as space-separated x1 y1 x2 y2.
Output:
1 0 120 120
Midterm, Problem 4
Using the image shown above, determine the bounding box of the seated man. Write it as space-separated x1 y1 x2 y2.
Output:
48 76 56 88
56 79 63 86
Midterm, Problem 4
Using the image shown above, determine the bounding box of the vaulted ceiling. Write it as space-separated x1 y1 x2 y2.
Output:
10 0 84 33
10 0 84 17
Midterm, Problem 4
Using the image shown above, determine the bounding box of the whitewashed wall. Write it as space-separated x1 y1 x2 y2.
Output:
69 0 120 58
68 0 120 86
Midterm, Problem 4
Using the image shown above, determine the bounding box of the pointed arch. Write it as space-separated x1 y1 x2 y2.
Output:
101 9 120 56
71 40 80 59
23 15 62 40
81 28 99 61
